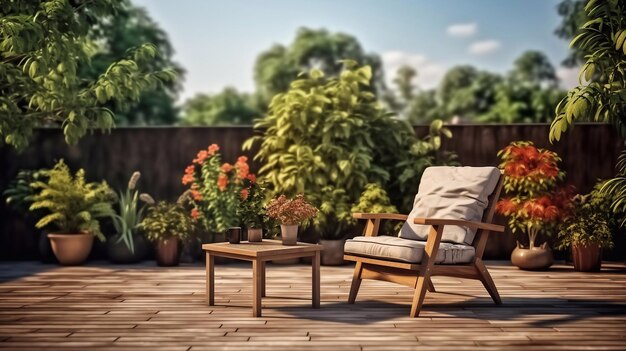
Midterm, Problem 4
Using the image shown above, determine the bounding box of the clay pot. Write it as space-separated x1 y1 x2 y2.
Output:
156 238 180 266
48 233 94 265
280 224 298 246
247 228 263 242
511 242 554 270
572 244 602 272
320 239 345 266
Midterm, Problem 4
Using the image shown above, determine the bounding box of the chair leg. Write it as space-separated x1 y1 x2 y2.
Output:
427 278 436 293
348 262 363 304
410 273 432 317
474 259 502 305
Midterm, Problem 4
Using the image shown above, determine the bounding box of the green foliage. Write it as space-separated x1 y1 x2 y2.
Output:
138 201 194 242
557 193 614 250
236 182 267 228
351 183 399 235
181 88 262 125
555 0 588 66
253 28 386 106
0 0 177 150
29 160 116 241
111 171 154 253
3 168 47 215
79 1 184 125
602 153 626 227
550 0 626 142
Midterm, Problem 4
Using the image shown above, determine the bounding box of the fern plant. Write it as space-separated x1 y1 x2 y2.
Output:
29 160 116 241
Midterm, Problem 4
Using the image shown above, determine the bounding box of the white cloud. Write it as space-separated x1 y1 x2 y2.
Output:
382 51 447 90
556 66 580 89
468 40 501 55
447 23 477 38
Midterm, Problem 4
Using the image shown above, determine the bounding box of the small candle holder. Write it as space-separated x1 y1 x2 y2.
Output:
227 227 241 244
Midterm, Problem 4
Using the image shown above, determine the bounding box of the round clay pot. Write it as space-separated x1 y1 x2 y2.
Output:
280 224 298 246
106 233 148 264
247 228 263 242
511 243 554 270
48 233 94 265
156 238 180 266
320 239 346 266
572 244 602 272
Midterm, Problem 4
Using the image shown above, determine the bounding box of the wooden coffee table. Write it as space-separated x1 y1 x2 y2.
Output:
202 240 323 317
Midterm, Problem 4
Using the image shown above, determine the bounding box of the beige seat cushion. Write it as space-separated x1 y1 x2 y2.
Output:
345 236 475 264
399 166 501 245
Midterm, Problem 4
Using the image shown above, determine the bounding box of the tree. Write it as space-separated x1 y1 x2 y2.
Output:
253 28 385 106
555 0 588 66
406 90 442 124
181 88 262 125
437 66 501 120
0 0 176 150
511 50 558 86
81 1 184 125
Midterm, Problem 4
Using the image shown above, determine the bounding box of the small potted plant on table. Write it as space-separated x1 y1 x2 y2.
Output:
29 160 116 265
139 201 195 266
237 182 267 242
495 141 574 270
266 194 318 246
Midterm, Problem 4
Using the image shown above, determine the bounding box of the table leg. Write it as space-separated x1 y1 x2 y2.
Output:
206 252 214 306
260 260 266 297
252 259 262 317
312 251 320 309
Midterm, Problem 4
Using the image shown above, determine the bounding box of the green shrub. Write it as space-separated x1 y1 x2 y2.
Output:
351 183 399 235
138 201 194 242
29 160 116 241
557 191 614 250
3 169 48 216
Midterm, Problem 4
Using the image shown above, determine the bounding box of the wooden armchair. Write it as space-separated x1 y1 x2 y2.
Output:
344 168 504 317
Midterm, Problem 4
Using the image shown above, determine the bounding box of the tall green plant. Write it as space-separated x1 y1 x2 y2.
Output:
29 160 116 241
3 169 47 216
111 172 155 253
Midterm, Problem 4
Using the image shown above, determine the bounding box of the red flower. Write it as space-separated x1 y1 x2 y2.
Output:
191 208 200 220
217 174 228 191
193 150 208 164
496 198 518 216
240 188 249 200
246 174 257 183
221 163 233 173
190 189 202 201
207 144 219 156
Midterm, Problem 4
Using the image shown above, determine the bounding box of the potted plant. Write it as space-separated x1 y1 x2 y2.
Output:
237 182 267 242
495 141 574 270
138 201 194 266
182 144 257 243
266 194 318 246
108 171 154 263
29 160 116 265
3 169 55 262
557 184 615 272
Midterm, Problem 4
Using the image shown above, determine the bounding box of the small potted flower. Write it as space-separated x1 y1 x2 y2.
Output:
138 201 195 266
266 194 318 245
237 182 267 242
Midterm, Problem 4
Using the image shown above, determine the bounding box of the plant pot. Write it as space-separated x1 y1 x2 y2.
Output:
320 239 345 266
156 238 180 266
38 231 57 263
572 244 602 272
248 228 263 242
106 233 148 264
511 242 554 271
280 224 298 246
227 227 241 244
48 233 94 266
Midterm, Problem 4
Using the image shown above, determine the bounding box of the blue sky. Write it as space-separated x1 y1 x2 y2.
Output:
132 0 578 102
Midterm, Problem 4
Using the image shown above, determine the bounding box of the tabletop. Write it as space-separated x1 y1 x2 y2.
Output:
202 240 323 258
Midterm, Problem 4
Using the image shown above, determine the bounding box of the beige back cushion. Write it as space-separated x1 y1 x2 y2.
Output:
398 166 501 245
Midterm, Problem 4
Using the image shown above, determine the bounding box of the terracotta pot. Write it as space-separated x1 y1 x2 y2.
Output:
248 228 263 242
511 242 554 271
280 224 298 246
156 238 180 266
572 244 602 272
48 233 94 265
320 239 345 266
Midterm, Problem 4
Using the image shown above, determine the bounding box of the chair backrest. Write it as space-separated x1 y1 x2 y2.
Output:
472 171 504 258
398 166 502 245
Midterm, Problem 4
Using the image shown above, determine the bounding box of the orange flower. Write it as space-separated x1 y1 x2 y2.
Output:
207 144 220 156
246 174 257 183
191 208 200 219
496 198 518 216
217 174 228 191
193 150 208 164
221 163 233 173
190 189 202 201
237 156 248 163
185 165 195 175
240 188 249 200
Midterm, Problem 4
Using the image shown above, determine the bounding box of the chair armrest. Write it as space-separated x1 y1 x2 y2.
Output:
353 213 408 221
413 218 505 232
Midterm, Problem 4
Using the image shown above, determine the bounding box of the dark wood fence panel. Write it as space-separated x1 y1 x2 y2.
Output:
1 124 623 260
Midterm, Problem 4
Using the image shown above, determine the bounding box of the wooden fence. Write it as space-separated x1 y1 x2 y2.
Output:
1 123 623 260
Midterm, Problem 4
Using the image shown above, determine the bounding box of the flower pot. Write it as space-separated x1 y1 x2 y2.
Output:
156 238 180 266
511 242 554 270
247 228 263 242
48 233 94 266
280 224 298 246
227 227 241 244
320 239 345 266
572 244 602 272
106 233 148 264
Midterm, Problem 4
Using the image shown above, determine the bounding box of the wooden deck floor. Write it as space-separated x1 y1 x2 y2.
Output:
0 261 625 351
